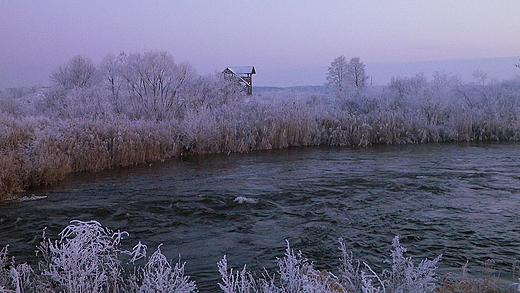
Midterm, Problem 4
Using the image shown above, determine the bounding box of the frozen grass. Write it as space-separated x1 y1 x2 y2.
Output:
1 220 519 292
37 220 128 292
1 52 520 199
3 220 197 293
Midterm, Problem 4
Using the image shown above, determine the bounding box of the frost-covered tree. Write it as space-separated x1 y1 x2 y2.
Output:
50 55 97 90
327 56 369 97
388 73 430 109
100 53 126 105
346 57 369 92
46 55 110 119
183 73 245 110
326 55 348 96
118 51 194 121
472 70 488 86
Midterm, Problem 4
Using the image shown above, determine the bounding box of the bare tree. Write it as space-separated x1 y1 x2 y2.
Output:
50 55 97 90
326 56 368 97
100 53 125 100
119 51 194 121
100 53 127 114
472 70 488 86
346 57 369 92
326 55 348 96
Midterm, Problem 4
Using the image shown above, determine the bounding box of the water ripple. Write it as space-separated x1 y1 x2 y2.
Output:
2 143 520 290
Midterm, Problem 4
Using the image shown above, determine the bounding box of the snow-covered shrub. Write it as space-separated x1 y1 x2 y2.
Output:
50 55 98 90
388 74 430 110
38 220 127 293
218 256 257 293
135 245 197 293
361 236 442 293
218 240 345 293
338 238 363 292
34 220 196 293
0 245 39 293
0 246 12 291
274 240 344 293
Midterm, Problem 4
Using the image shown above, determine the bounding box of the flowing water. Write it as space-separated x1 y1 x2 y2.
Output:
2 142 520 291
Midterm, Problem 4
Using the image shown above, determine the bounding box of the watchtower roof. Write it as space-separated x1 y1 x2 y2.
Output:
224 66 256 75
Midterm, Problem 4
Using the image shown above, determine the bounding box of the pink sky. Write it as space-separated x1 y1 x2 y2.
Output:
1 0 519 88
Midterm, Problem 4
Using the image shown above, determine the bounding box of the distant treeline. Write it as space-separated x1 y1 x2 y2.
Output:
1 51 520 199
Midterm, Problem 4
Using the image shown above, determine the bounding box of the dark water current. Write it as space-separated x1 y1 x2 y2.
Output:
2 142 520 291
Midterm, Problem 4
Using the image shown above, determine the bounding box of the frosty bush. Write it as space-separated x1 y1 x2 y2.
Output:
218 256 258 293
360 236 442 293
135 245 197 293
0 245 39 293
273 240 344 293
215 236 443 293
218 240 344 293
34 220 197 293
6 220 520 292
338 238 363 292
38 220 128 293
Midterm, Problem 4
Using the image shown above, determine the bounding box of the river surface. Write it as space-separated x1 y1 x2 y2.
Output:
2 142 520 291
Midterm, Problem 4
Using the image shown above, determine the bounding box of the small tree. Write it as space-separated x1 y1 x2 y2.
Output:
346 57 369 93
472 70 488 86
326 55 349 96
327 56 369 97
119 51 194 121
388 73 429 109
100 53 126 105
51 55 97 90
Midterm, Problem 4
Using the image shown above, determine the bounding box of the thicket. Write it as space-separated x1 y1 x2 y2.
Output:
2 220 519 293
0 220 444 293
2 52 520 199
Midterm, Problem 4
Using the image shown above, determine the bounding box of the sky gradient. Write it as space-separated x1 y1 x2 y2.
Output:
1 0 519 89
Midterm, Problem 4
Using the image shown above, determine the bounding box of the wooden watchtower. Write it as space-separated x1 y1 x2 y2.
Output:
223 66 256 95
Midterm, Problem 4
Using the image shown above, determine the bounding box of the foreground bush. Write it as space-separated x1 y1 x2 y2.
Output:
1 220 197 293
4 219 518 293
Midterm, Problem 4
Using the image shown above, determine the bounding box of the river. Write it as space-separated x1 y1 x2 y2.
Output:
2 142 520 291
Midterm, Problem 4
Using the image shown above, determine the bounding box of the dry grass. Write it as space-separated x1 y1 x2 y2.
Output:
0 118 186 199
437 275 517 293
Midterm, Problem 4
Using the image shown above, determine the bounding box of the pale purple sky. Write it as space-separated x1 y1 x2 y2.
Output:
1 0 519 89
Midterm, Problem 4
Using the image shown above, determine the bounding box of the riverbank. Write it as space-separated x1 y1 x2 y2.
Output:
2 76 520 200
